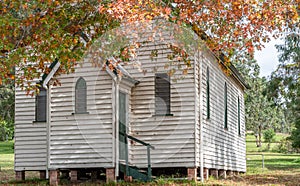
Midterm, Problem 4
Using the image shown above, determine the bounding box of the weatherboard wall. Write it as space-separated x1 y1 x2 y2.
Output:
14 19 246 173
199 49 247 172
123 41 197 168
48 60 115 169
14 87 47 171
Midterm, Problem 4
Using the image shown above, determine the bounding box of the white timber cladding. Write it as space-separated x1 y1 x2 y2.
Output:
123 41 197 168
49 61 114 169
14 87 47 171
14 19 246 172
199 49 246 172
194 52 201 167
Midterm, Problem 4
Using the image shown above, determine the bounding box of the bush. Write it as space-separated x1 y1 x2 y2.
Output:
0 120 14 141
263 129 275 150
275 137 298 153
0 125 6 141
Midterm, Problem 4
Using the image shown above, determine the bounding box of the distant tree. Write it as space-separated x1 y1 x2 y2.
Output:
289 93 300 149
263 128 276 150
234 57 284 147
0 83 14 140
270 15 300 147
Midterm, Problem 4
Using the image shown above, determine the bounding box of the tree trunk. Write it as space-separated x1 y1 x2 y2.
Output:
257 125 262 147
255 133 259 147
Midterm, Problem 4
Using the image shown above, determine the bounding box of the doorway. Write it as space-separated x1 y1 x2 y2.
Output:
119 91 127 161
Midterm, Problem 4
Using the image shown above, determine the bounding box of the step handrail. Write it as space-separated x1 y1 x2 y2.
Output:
127 134 155 150
122 132 154 181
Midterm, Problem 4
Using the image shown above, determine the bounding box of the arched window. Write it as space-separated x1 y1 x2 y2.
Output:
75 77 87 113
36 85 47 122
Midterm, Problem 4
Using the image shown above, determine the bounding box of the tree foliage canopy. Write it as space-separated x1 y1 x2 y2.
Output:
234 56 286 147
269 19 300 148
0 0 299 93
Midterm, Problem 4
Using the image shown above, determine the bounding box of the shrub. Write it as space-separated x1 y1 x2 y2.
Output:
0 120 14 141
263 129 275 150
276 137 295 153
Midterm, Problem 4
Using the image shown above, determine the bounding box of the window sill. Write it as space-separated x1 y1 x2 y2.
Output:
32 121 47 124
153 114 174 117
72 112 89 115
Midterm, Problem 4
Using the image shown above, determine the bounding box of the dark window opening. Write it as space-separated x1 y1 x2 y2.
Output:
75 77 87 113
238 96 241 135
224 82 228 129
35 85 47 122
206 67 210 119
155 73 171 115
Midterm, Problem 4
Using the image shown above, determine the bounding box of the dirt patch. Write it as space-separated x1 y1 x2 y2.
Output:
205 171 300 186
240 172 300 186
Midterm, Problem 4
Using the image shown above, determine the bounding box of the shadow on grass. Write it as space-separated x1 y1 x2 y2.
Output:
247 156 300 171
0 141 14 154
264 158 300 171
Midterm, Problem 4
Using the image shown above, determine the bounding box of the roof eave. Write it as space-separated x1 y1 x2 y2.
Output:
42 59 61 89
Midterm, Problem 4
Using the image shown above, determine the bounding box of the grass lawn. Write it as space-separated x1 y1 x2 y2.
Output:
1 134 300 185
0 141 43 184
244 133 300 186
0 141 15 183
0 141 14 170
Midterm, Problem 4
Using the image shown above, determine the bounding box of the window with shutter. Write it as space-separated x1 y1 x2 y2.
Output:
224 82 228 129
206 67 210 119
155 73 171 115
35 86 47 122
75 77 87 113
238 96 241 135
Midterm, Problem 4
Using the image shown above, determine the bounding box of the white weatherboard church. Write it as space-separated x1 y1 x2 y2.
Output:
14 20 248 185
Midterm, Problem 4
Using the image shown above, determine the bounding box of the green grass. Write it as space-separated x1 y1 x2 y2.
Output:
0 141 14 170
1 134 300 185
246 133 288 152
0 140 14 154
246 134 300 175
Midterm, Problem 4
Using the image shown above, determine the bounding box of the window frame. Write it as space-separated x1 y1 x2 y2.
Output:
206 67 210 119
224 82 228 129
75 77 88 114
238 96 241 136
35 85 47 122
154 73 172 116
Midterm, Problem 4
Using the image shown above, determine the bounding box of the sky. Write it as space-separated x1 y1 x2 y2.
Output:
254 37 284 78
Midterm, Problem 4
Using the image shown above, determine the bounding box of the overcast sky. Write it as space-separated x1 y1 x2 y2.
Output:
254 37 284 77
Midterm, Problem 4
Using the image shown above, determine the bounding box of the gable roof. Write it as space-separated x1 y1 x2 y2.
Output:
41 57 139 88
42 59 61 89
105 57 140 85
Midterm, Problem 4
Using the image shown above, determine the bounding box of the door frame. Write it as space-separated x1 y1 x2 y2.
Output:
119 90 128 162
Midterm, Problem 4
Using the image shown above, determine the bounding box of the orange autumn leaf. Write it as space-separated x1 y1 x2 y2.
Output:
0 0 298 93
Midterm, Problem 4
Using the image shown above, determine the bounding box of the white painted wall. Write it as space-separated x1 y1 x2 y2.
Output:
14 87 47 171
49 61 115 169
199 49 246 172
